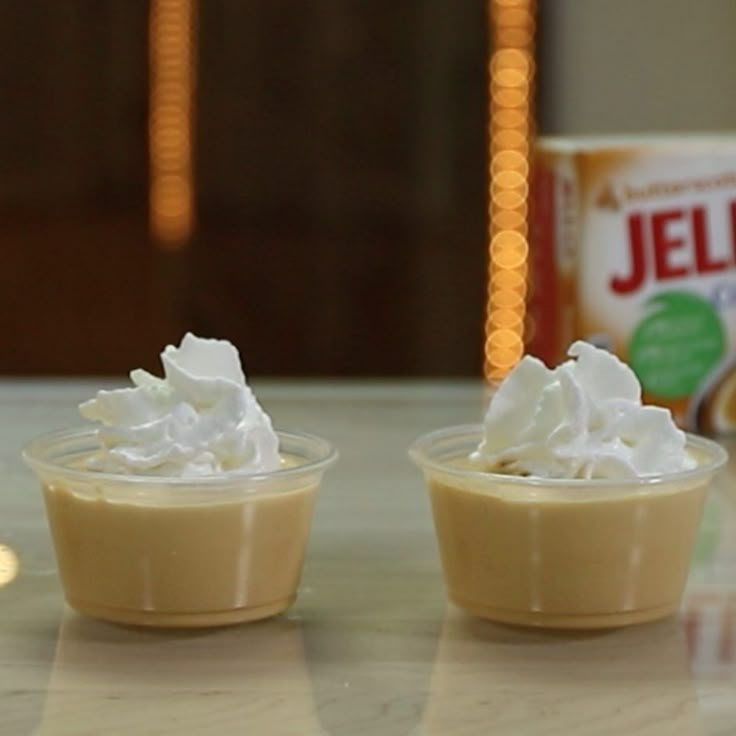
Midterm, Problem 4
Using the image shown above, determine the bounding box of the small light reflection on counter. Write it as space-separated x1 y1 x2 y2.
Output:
682 590 736 673
0 544 20 587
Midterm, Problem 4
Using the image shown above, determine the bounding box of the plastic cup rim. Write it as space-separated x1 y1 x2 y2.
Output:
408 423 728 489
22 425 338 490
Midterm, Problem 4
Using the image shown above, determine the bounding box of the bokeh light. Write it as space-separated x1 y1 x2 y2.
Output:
484 0 535 382
0 545 19 588
149 0 197 248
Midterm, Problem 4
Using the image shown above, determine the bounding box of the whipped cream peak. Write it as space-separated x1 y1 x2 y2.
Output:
80 333 280 477
474 340 695 479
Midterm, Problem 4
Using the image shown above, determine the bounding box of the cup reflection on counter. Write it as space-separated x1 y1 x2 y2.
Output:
22 428 337 628
419 608 701 735
410 425 728 629
37 614 326 735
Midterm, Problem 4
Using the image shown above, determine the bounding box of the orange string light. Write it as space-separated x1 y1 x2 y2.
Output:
484 0 536 382
149 0 196 248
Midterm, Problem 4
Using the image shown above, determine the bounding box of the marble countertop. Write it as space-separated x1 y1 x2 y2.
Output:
2 379 735 736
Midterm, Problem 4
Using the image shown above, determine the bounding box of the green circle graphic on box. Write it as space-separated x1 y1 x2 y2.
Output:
629 291 725 399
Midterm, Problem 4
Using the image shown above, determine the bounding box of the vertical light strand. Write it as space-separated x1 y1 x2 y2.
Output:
484 0 536 382
149 0 196 248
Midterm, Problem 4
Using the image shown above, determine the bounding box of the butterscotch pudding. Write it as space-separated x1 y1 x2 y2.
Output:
410 341 727 629
23 334 337 627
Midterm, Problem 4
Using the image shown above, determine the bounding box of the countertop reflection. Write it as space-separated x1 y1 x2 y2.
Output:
2 380 736 735
38 615 324 735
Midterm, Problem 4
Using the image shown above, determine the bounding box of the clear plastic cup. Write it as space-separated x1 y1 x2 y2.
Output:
23 428 337 628
409 424 727 629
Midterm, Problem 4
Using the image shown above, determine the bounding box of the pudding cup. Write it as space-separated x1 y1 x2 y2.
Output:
23 428 337 628
409 424 727 629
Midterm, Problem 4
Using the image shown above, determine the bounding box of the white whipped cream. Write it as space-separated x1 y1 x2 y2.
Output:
474 341 695 479
80 333 280 477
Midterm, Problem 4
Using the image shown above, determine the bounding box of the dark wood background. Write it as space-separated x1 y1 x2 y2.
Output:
0 1 486 376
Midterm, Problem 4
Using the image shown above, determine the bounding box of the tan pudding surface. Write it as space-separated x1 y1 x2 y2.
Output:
428 461 707 628
43 456 317 627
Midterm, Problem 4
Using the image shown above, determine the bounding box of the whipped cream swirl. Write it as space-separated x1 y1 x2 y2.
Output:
474 341 695 479
80 333 280 477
